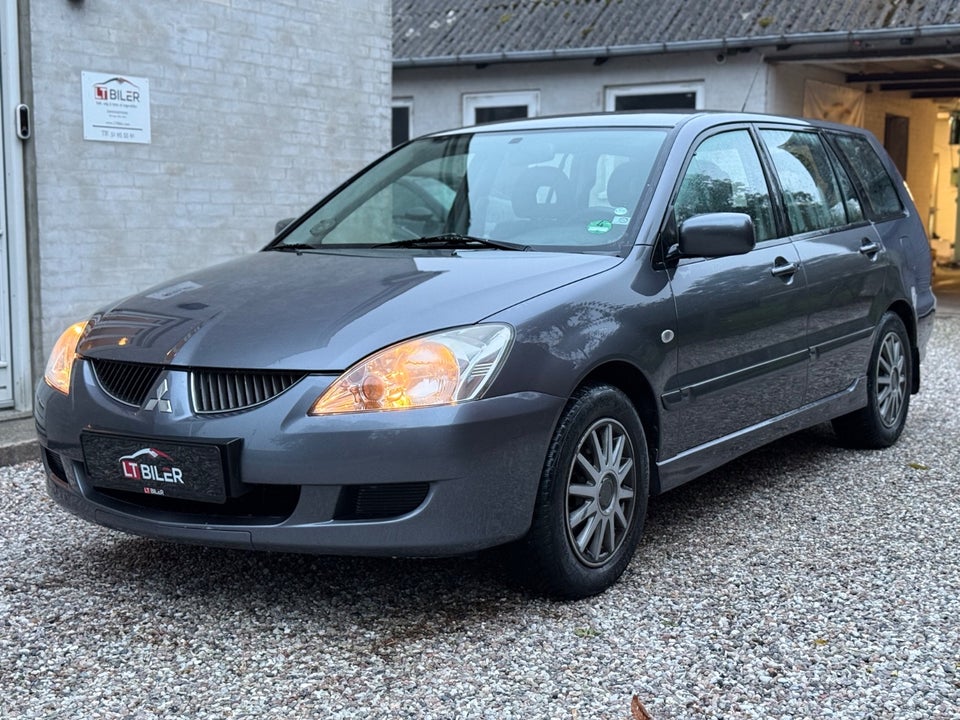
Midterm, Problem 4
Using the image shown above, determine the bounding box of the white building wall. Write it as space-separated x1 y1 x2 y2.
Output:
862 92 938 237
396 51 942 253
29 0 391 355
394 51 769 137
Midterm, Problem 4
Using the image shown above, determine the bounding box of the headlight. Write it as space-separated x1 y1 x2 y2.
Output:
309 324 513 415
44 321 89 395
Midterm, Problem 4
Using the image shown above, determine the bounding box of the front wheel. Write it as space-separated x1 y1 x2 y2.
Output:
832 312 912 449
517 384 649 599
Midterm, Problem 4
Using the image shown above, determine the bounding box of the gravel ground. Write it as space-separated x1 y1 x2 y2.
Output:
2 318 958 720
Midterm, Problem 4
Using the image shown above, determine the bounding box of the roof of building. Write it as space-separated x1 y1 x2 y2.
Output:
394 0 960 66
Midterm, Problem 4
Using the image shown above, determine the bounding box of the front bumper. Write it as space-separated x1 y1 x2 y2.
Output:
36 360 564 556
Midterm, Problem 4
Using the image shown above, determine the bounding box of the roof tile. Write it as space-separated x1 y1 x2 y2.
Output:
394 0 960 61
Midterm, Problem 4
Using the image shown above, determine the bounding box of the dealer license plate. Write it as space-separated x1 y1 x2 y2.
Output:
82 432 227 503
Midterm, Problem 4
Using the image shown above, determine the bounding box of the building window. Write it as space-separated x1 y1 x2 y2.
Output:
392 99 413 146
463 91 540 127
605 82 704 112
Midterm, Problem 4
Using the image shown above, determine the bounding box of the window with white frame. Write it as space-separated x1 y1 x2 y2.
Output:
462 90 540 127
604 82 704 112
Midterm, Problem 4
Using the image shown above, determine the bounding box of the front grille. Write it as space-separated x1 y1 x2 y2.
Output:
90 359 163 407
334 483 430 520
191 369 305 414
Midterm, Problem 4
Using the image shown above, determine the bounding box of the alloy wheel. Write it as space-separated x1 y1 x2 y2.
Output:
565 418 637 567
876 330 907 428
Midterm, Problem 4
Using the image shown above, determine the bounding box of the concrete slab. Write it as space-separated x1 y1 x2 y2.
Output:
0 411 39 467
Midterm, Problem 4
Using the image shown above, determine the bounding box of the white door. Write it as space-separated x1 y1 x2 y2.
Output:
0 98 10 407
0 4 27 411
0 26 11 408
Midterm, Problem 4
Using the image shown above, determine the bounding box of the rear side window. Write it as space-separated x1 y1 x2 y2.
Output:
830 133 904 220
760 129 848 234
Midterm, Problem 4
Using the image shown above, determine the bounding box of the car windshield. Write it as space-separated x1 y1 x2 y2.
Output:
272 127 668 254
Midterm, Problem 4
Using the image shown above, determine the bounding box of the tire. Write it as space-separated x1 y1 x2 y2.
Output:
832 312 912 449
517 384 649 599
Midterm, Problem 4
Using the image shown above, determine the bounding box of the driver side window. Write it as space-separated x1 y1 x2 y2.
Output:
674 130 776 242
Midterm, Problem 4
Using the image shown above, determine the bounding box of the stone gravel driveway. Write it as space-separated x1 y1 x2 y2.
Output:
2 318 958 719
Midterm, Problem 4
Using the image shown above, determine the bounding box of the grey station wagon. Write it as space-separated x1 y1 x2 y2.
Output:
36 112 935 598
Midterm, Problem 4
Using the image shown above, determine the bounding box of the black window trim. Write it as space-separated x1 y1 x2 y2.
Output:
754 123 877 238
656 122 791 265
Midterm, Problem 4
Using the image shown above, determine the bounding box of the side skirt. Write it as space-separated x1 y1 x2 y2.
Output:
655 377 867 494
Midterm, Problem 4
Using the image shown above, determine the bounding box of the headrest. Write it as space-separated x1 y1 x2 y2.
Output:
511 166 573 219
606 160 651 209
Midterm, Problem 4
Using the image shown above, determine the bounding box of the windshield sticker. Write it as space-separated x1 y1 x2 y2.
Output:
614 207 629 216
587 220 613 234
612 216 630 225
146 280 201 300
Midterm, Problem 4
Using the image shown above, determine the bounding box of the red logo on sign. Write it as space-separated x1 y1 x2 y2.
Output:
95 86 108 100
121 459 141 479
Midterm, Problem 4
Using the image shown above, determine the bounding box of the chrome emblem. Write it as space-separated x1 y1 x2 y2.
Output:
144 378 172 413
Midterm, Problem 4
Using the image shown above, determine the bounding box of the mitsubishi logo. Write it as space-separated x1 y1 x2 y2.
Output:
144 378 172 413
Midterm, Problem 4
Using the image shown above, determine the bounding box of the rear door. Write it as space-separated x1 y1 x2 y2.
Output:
664 127 808 452
757 127 889 403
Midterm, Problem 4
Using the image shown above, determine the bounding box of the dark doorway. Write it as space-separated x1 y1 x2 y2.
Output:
884 114 909 178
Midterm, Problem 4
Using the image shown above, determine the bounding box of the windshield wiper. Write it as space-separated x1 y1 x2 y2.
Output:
268 243 317 255
375 233 529 251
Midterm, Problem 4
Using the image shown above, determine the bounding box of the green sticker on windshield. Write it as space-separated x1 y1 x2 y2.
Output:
587 220 613 234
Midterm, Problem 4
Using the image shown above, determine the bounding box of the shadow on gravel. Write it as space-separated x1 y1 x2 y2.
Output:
637 421 869 557
77 421 852 618
86 538 522 608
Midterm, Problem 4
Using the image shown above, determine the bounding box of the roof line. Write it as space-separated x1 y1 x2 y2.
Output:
393 24 960 68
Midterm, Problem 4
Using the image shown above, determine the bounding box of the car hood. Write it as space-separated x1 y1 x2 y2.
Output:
79 249 621 370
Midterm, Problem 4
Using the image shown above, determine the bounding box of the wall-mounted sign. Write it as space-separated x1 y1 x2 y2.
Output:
81 71 151 144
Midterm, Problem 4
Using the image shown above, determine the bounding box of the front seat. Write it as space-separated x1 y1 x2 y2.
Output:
495 166 574 238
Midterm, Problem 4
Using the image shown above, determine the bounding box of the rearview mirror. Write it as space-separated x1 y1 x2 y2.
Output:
678 212 755 258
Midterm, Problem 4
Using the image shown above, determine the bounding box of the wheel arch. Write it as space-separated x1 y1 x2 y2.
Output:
572 360 663 495
885 299 920 394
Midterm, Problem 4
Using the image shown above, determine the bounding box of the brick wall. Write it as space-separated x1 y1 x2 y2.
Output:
29 0 391 354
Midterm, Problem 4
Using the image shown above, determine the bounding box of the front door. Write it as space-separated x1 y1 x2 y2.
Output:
664 128 808 454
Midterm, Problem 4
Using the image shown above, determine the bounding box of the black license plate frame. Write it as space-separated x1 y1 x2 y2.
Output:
81 432 228 504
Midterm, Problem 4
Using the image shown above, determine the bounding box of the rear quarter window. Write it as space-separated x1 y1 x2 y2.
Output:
829 133 905 221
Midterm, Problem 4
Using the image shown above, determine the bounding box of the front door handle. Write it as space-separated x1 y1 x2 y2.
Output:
770 257 799 278
860 238 881 258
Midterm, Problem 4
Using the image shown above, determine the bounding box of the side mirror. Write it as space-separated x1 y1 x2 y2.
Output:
274 217 296 235
678 212 755 257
